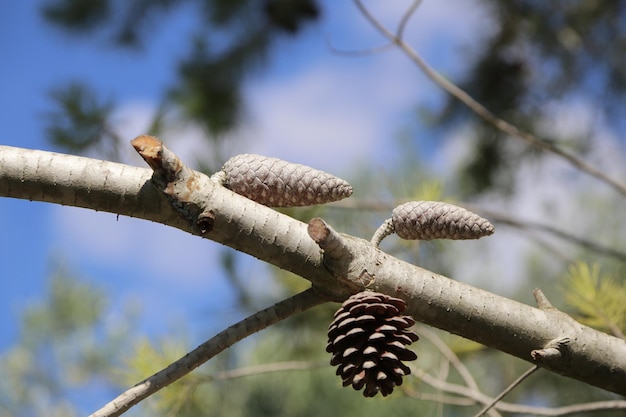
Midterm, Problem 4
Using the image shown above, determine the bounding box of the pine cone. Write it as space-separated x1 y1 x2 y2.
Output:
220 154 353 207
392 201 494 240
326 291 419 397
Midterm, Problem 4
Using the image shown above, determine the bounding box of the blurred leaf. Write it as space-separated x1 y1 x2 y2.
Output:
0 264 138 417
45 82 120 159
42 0 323 142
407 179 443 203
264 0 320 34
41 0 109 31
563 262 626 336
119 337 188 386
169 31 270 134
22 267 107 343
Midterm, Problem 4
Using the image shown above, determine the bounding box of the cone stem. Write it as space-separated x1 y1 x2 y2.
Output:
371 218 395 247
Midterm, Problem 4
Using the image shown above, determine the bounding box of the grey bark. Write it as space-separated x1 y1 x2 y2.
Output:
1 144 625 396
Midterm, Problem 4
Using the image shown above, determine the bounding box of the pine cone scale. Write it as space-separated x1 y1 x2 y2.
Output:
221 153 353 207
327 291 419 397
392 200 494 240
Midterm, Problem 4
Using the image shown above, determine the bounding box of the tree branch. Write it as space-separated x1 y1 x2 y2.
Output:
1 143 626 396
89 288 325 417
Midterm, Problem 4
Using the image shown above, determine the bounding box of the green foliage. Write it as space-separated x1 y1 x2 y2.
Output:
41 0 182 46
117 337 204 416
41 0 322 149
170 34 270 135
45 82 120 160
22 267 106 341
0 266 135 417
563 262 626 337
41 0 109 32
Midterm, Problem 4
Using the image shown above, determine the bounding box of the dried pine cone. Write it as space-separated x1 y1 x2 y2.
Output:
392 201 494 240
219 153 353 207
327 291 419 397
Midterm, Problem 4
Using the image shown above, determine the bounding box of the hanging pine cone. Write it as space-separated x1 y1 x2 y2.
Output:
218 153 353 207
392 201 494 241
326 291 419 397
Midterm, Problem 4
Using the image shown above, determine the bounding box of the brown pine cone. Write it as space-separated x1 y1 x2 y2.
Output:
326 291 419 397
220 153 353 207
392 201 494 240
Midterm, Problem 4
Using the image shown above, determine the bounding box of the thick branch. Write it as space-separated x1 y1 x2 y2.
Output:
0 145 330 292
1 144 625 395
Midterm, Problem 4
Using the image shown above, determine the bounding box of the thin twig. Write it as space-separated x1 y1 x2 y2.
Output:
325 36 395 57
473 365 539 417
352 0 626 197
396 0 422 39
200 358 626 417
476 207 626 263
89 288 326 417
417 326 481 392
408 369 626 416
212 360 327 380
418 326 502 417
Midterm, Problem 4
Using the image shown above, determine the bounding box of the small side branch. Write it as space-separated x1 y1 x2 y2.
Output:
131 135 214 232
308 217 350 262
533 288 555 310
531 338 571 364
131 135 185 183
89 288 325 417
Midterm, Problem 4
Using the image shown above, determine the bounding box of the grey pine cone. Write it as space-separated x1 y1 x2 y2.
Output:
220 154 353 207
327 291 419 397
392 201 494 240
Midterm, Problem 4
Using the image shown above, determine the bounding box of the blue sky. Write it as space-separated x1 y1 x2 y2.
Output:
1 1 495 350
3 2 626 414
6 4 626 413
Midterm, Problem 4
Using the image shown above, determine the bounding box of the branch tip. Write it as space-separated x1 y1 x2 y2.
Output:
307 217 330 244
531 337 571 363
131 135 162 156
307 217 349 262
131 135 164 172
532 288 554 309
131 135 184 182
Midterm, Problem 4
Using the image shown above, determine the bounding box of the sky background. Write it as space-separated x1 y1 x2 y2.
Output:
2 2 625 411
0 0 496 346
